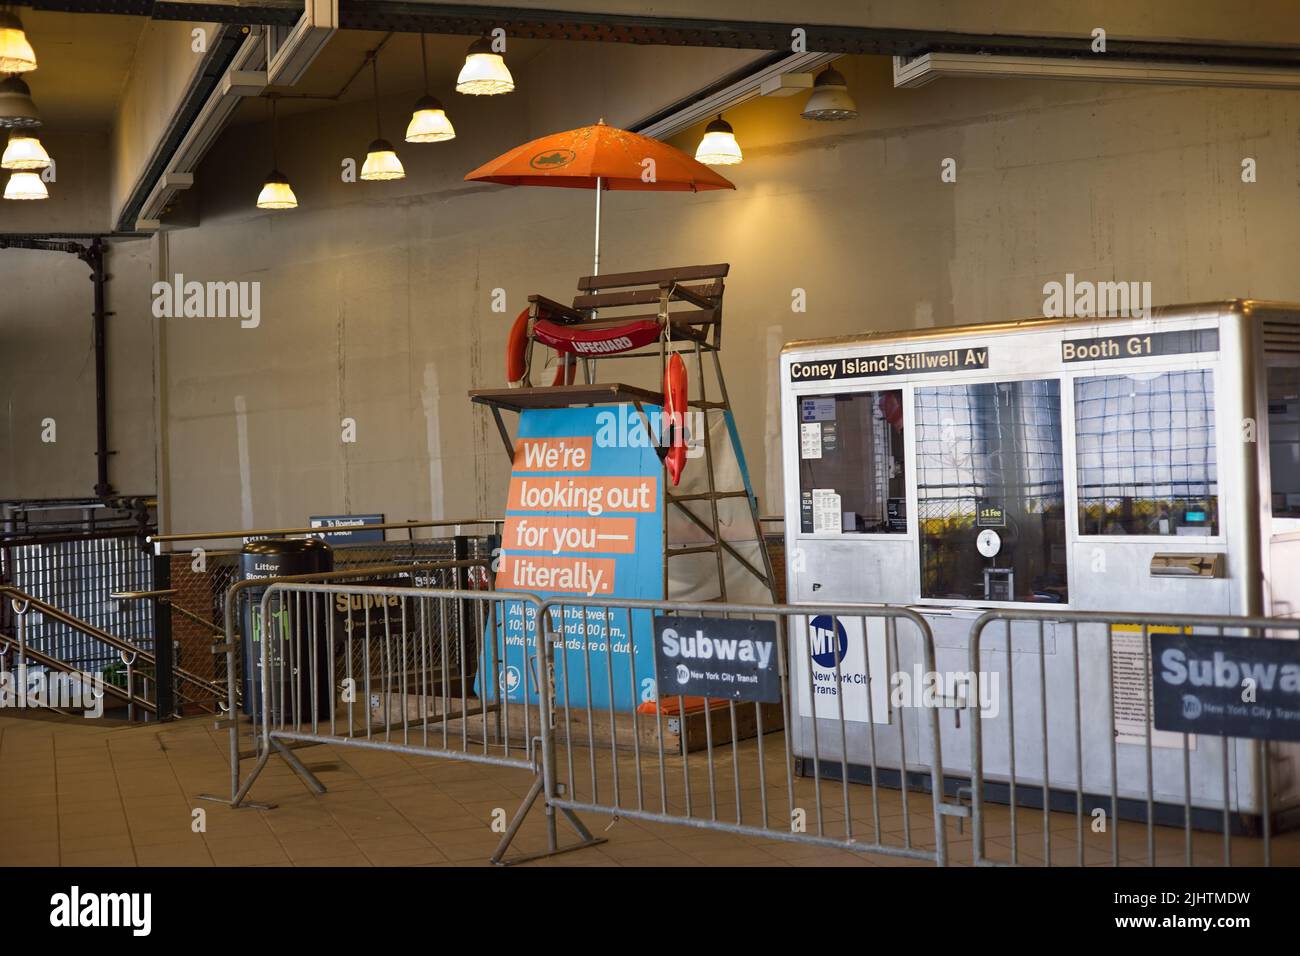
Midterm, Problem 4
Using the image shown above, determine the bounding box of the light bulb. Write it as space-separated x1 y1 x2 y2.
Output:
5 171 47 200
361 139 405 181
694 117 742 166
802 68 858 121
1 130 50 170
406 96 455 143
256 170 298 209
0 11 37 74
456 38 514 96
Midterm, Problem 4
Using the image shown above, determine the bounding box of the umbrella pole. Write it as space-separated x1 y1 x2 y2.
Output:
584 176 603 384
593 175 602 277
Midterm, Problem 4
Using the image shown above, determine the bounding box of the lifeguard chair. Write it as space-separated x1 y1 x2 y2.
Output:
470 263 775 603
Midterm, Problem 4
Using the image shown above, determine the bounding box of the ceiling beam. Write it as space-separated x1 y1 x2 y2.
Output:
23 1 1300 67
113 22 253 232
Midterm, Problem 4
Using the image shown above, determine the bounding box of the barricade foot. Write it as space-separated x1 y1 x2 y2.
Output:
270 735 328 795
196 750 278 810
195 792 277 811
489 775 607 866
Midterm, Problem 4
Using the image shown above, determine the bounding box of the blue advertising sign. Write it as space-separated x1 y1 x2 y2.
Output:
481 403 665 712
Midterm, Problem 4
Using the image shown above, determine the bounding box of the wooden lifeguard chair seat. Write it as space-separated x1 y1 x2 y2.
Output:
526 262 728 350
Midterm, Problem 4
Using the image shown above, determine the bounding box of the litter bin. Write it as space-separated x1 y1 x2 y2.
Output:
239 538 333 722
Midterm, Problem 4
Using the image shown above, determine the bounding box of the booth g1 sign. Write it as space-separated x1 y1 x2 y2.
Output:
1151 633 1300 742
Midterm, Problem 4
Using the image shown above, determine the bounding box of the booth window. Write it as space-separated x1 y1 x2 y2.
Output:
1075 370 1219 535
797 391 907 534
1268 365 1300 518
914 379 1068 603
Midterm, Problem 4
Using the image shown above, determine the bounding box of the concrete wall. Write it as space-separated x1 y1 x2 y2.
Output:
0 17 218 501
153 39 774 532
0 234 155 498
147 48 1300 534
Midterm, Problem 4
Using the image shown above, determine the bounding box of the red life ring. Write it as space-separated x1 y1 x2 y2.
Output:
506 308 530 386
663 353 688 486
505 308 578 387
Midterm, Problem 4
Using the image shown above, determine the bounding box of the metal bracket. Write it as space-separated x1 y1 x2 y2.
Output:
944 786 974 835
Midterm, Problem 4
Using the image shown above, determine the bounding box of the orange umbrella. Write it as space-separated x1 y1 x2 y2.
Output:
465 119 734 191
465 120 734 272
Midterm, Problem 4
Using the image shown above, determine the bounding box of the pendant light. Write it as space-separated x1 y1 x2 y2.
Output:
4 170 46 199
0 75 40 128
2 128 50 170
255 96 297 210
361 51 404 181
801 66 858 121
406 32 455 143
0 10 36 74
694 114 743 166
455 36 514 96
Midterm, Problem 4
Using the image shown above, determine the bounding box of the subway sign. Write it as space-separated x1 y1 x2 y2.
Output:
1061 328 1219 363
789 346 989 382
1151 632 1300 741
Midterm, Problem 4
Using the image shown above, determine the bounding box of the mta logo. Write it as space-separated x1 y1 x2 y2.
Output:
809 615 848 668
500 665 521 694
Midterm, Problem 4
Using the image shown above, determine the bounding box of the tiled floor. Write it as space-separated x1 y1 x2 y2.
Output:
0 711 1293 867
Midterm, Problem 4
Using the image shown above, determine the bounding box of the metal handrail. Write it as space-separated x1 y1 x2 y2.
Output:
111 588 224 637
147 517 503 546
0 585 226 705
0 630 156 715
0 525 154 548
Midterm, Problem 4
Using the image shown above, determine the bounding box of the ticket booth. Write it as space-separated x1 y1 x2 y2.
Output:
780 300 1300 826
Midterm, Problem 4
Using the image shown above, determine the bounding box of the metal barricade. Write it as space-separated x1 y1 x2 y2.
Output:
200 562 489 799
967 609 1300 867
142 521 500 719
229 581 603 864
217 583 949 865
533 597 950 866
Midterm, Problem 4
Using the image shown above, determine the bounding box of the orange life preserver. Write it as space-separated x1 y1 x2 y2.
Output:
663 352 688 486
505 308 530 386
505 307 578 387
